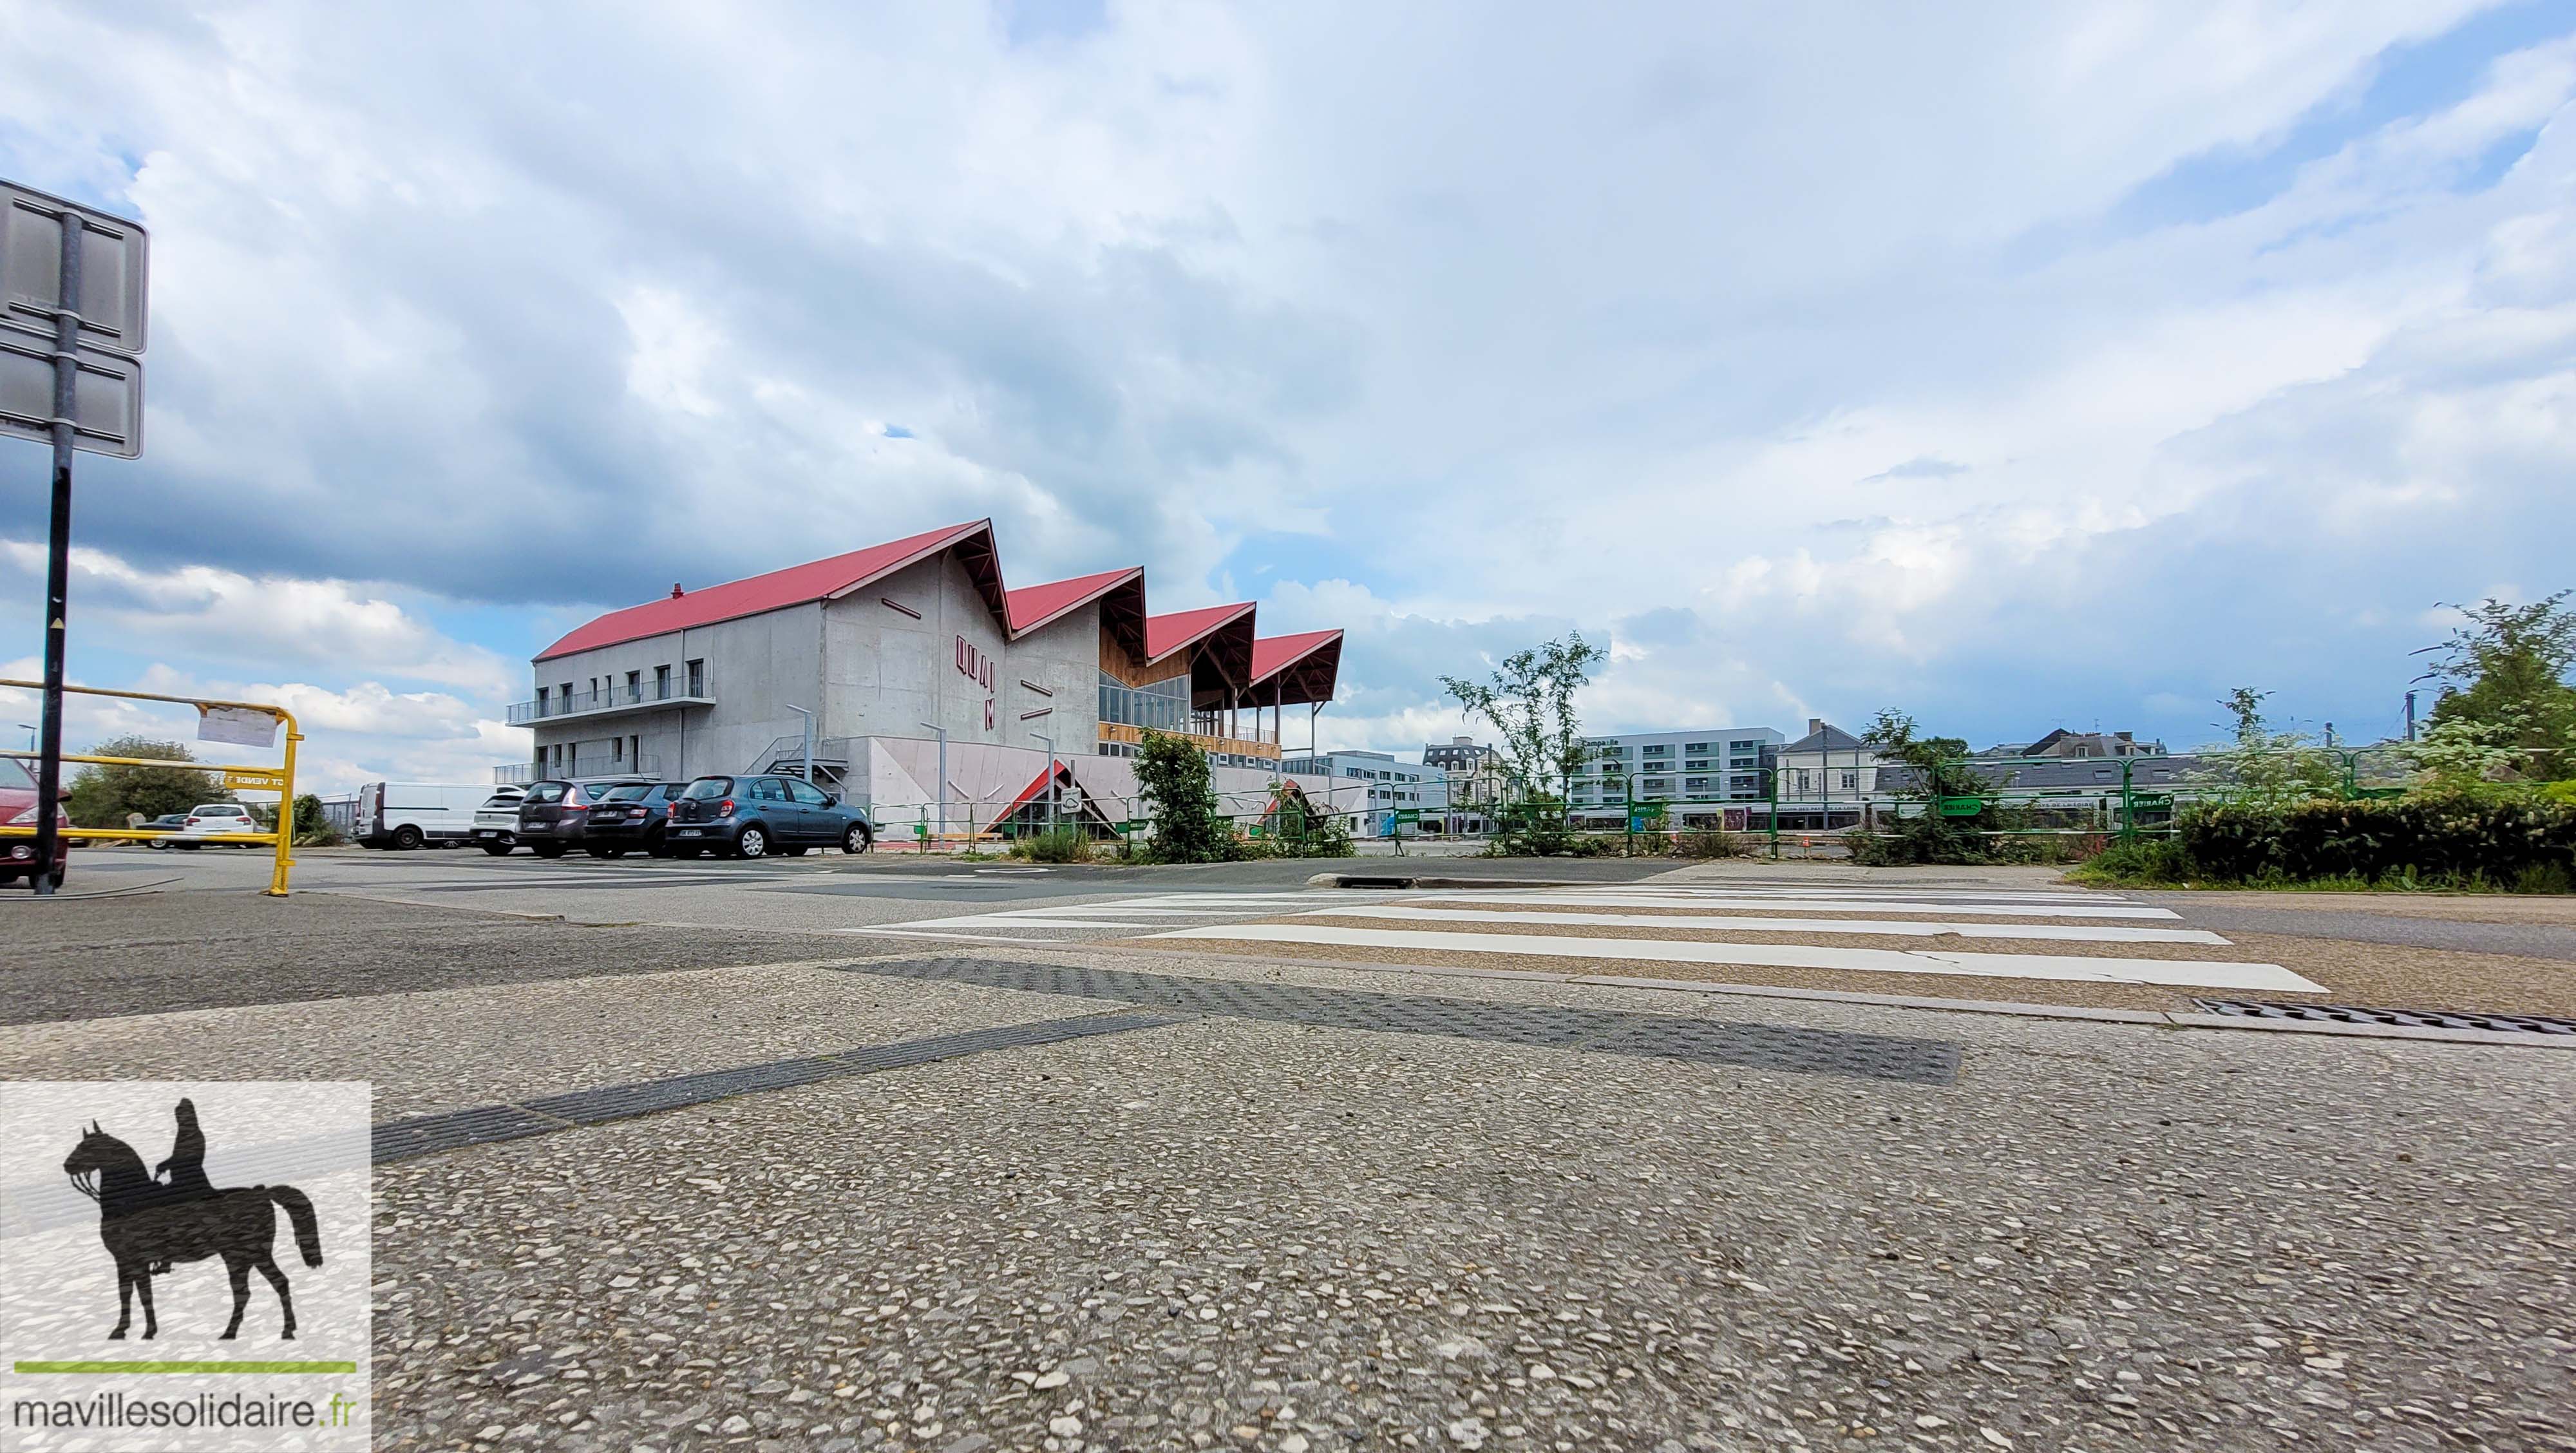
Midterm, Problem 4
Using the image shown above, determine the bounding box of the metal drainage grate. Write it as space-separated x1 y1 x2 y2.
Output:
2192 999 2576 1036
836 957 1960 1085
370 1011 1182 1164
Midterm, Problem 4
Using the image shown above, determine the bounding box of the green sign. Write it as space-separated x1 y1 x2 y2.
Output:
1937 795 1982 817
1392 808 1421 824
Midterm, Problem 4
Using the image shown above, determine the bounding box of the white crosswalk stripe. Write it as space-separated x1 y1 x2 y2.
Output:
1298 904 2230 945
1144 922 2325 993
842 891 1384 944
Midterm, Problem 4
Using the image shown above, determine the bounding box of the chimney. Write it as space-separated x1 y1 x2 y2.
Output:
670 584 685 598
1808 717 1824 737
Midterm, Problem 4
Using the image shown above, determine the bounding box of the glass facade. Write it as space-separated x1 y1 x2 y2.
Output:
1098 671 1190 732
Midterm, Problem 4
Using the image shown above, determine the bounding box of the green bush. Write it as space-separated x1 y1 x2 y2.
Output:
2069 836 2192 884
1669 828 1753 859
1011 827 1093 864
2179 796 2576 886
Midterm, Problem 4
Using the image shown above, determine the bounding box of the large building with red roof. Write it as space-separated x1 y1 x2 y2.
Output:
509 520 1345 834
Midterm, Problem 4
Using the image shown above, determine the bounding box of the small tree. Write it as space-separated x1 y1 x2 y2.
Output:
2195 688 2342 809
1441 632 1607 852
1133 728 1235 863
1854 708 1989 864
2419 592 2576 781
64 736 229 828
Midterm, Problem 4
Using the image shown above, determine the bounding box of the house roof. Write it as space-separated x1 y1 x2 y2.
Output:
534 524 1336 712
1006 567 1141 635
536 520 998 661
1244 630 1343 707
1779 723 1870 755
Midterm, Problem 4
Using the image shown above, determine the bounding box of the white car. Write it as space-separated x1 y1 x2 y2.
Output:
173 802 261 848
471 791 529 855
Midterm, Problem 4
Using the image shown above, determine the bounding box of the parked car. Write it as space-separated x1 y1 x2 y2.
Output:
174 802 261 848
140 812 189 848
357 781 516 850
581 782 687 857
471 791 530 855
0 754 68 888
666 774 874 859
513 778 646 859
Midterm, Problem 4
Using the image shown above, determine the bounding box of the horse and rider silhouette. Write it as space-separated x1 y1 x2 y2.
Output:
61 1099 324 1341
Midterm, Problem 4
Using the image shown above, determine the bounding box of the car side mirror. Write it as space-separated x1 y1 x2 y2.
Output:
57 786 71 801
823 793 839 806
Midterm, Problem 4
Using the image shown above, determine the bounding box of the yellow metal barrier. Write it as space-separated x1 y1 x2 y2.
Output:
0 680 302 896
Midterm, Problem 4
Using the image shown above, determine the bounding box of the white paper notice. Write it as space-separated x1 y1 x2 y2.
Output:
197 705 279 749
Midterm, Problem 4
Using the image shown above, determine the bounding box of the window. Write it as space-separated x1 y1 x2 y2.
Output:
682 777 735 799
1095 671 1188 732
1795 770 1814 793
655 665 671 699
527 782 565 804
605 784 654 801
685 660 704 696
1685 777 1710 791
611 738 624 763
535 686 550 712
787 779 828 805
1840 770 1858 792
560 682 574 707
1685 742 1710 752
625 670 641 701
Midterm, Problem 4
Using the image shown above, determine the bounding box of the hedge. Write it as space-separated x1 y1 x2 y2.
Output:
2179 797 2576 884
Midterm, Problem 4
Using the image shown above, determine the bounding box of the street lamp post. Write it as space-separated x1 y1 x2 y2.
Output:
1028 725 1056 837
917 721 948 846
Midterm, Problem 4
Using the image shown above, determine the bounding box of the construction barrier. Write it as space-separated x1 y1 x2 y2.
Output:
0 680 302 896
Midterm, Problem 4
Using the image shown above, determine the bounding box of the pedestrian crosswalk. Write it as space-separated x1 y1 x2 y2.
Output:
843 891 1370 944
1145 882 2328 996
847 880 2329 998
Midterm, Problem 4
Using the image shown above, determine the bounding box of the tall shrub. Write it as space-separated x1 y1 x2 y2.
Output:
1134 729 1235 863
2179 797 2576 886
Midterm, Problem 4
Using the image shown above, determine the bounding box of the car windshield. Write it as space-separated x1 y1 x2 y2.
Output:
605 784 655 801
0 755 33 791
681 777 734 799
479 795 520 809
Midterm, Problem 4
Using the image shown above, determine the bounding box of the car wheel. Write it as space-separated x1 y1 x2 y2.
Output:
842 824 872 854
480 841 514 856
734 825 768 860
530 842 568 859
392 824 424 851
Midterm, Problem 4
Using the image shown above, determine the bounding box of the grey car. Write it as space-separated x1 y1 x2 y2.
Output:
664 775 873 859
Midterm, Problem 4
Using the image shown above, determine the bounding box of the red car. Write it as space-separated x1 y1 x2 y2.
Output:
1 754 69 889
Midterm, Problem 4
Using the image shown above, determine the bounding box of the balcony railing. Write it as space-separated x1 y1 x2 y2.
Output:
507 679 713 725
495 753 665 785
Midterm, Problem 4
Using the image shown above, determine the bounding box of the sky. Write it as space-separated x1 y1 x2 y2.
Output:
2 0 2572 788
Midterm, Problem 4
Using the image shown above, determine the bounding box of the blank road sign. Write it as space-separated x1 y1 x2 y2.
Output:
0 183 149 355
0 323 144 457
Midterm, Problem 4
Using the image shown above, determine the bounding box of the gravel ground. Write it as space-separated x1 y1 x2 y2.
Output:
0 956 1069 1117
0 889 879 1025
2140 903 2576 963
1125 939 2197 1013
357 947 2576 1452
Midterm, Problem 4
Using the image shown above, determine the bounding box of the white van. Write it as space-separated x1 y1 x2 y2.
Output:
355 783 521 850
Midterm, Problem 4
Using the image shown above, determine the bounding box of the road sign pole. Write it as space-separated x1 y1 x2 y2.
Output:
30 213 81 897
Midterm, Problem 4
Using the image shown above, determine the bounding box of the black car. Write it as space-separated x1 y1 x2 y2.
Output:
665 774 874 859
582 782 686 857
513 779 645 859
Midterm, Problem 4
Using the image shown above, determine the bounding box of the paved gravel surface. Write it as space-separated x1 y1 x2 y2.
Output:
0 890 871 1025
349 946 2575 1453
0 958 1095 1117
2141 900 2576 962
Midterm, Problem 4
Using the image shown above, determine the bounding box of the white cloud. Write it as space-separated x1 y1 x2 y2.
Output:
0 1 2566 760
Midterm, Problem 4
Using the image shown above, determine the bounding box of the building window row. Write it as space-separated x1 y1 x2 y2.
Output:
1097 672 1189 732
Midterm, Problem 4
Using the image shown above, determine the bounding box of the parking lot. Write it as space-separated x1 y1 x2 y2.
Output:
6 851 2572 1450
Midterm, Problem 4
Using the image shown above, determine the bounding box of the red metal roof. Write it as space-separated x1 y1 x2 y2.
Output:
1249 629 1341 681
536 521 991 660
1005 567 1143 636
1144 602 1256 663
